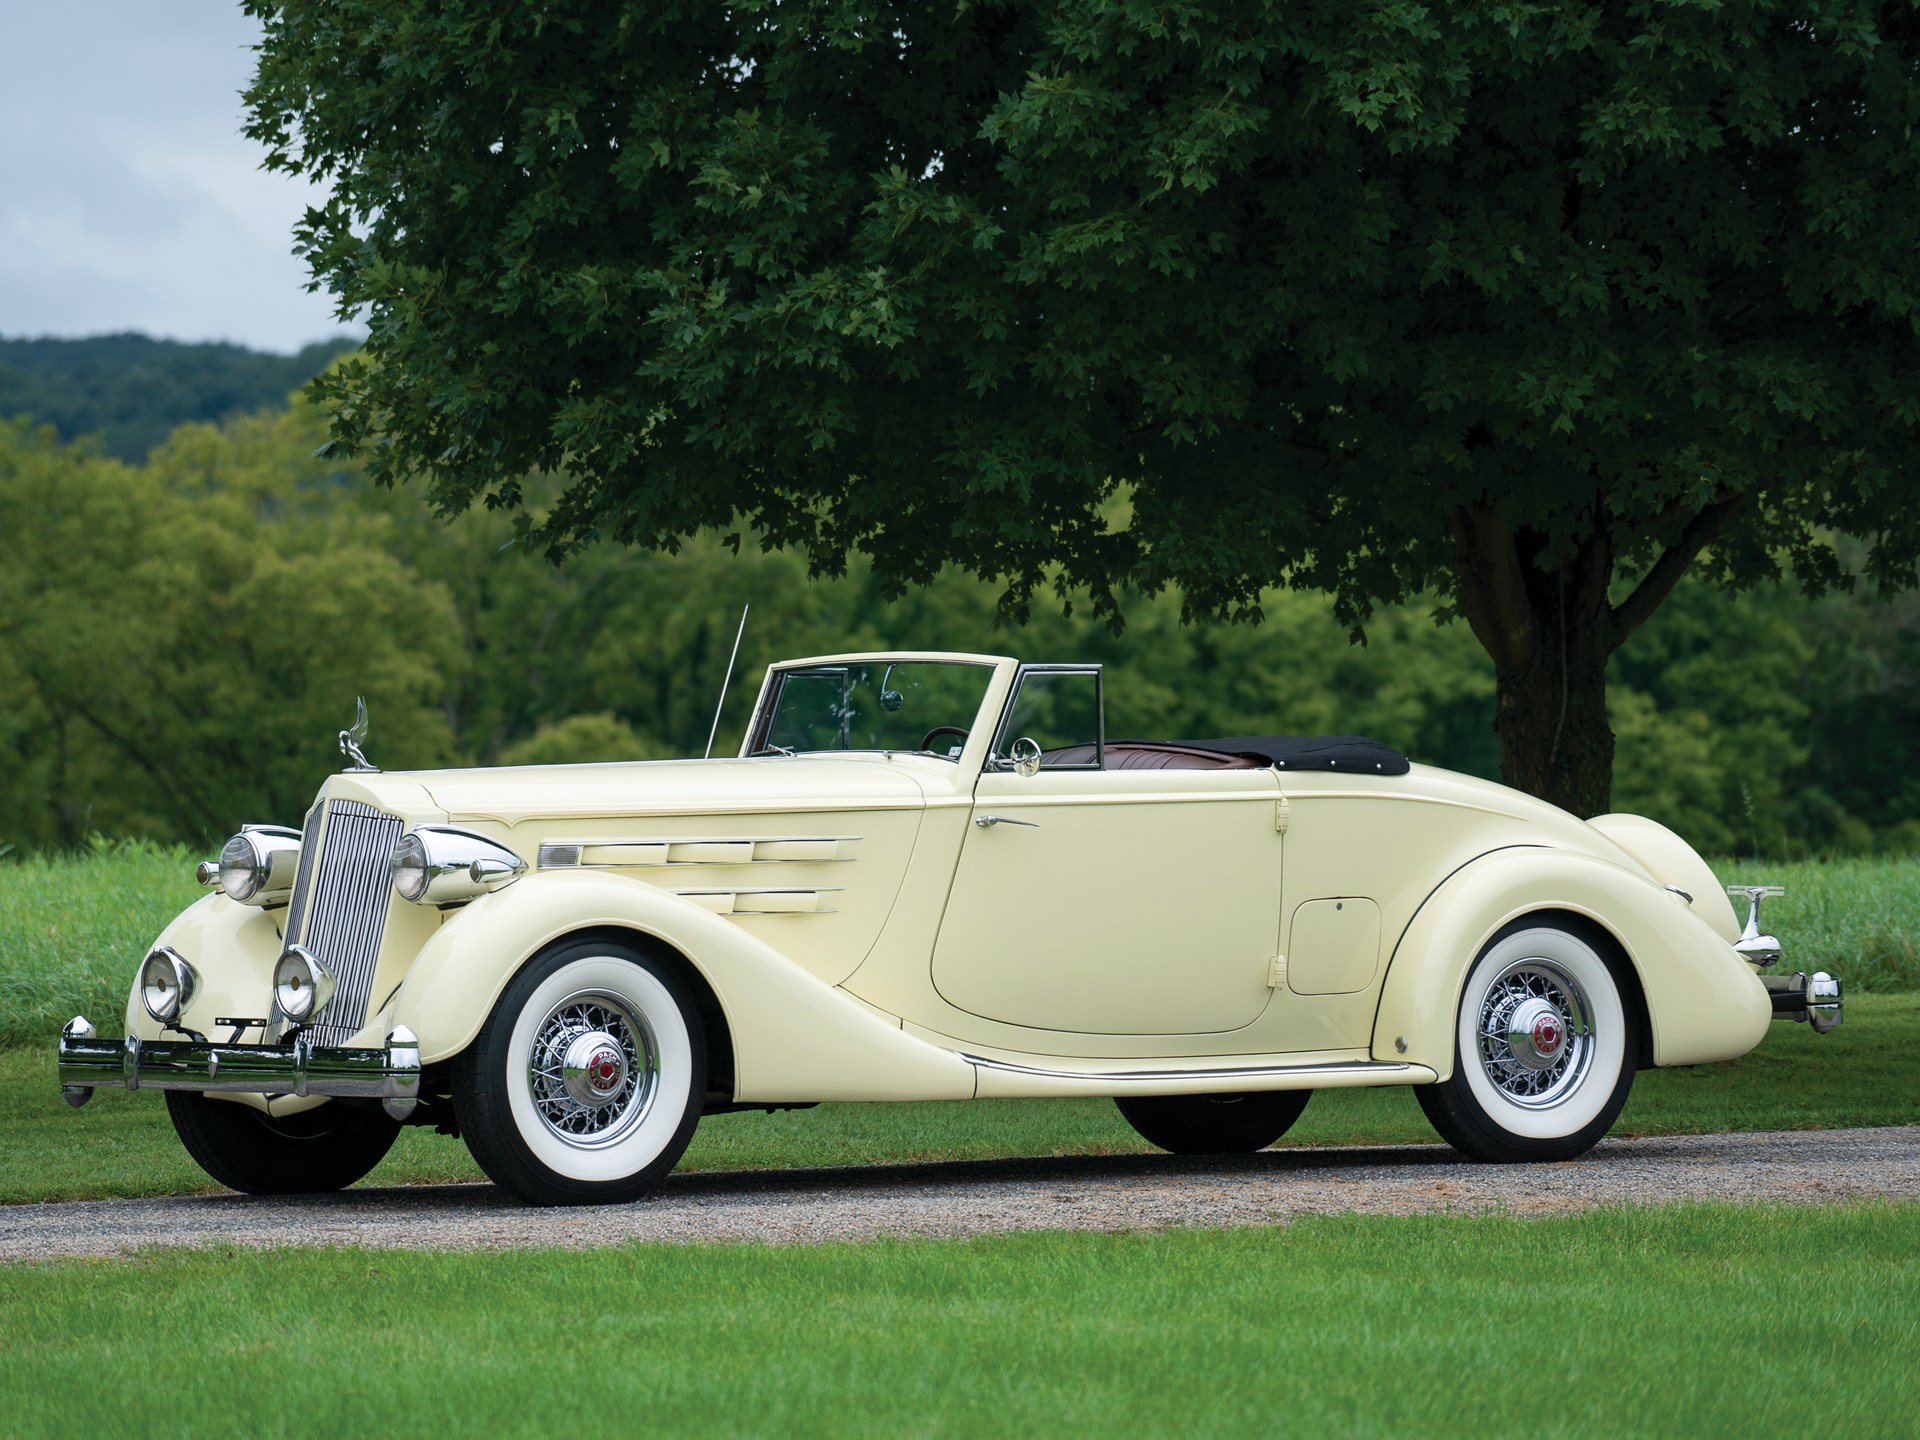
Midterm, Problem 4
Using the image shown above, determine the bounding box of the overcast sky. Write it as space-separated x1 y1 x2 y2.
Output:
0 2 355 353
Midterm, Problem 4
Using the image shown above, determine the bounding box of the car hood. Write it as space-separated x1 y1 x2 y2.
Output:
323 754 935 827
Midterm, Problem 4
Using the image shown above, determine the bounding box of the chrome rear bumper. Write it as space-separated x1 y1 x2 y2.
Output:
57 1016 421 1120
1761 972 1843 1034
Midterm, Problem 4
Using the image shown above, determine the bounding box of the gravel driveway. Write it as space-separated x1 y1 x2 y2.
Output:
4 1126 1915 1261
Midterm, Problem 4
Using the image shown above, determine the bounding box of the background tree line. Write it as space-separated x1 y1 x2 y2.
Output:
3 383 1916 859
0 333 356 463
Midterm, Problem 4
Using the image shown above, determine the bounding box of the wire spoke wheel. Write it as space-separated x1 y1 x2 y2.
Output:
1472 958 1594 1109
1416 921 1636 1163
524 991 660 1149
455 941 705 1205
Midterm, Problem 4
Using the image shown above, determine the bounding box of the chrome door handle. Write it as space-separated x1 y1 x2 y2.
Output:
974 814 1040 828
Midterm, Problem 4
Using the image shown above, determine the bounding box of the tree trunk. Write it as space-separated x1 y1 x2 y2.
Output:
1491 611 1616 817
1451 504 1619 817
1448 490 1748 818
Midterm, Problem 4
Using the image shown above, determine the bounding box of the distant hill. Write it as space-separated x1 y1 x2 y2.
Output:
0 332 358 461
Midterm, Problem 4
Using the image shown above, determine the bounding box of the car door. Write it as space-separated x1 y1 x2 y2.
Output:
929 667 1285 1036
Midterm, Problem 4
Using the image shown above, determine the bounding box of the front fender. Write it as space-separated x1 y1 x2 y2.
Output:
1371 847 1770 1077
123 892 286 1044
389 870 976 1103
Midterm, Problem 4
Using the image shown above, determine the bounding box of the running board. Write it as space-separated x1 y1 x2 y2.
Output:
961 1054 1436 1100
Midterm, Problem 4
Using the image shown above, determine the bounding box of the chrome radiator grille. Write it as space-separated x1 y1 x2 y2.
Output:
283 799 404 1044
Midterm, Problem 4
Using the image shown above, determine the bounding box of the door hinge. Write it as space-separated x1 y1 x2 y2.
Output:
1275 794 1290 833
1268 954 1287 990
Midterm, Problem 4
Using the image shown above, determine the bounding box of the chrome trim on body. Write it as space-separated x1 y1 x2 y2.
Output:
58 1015 422 1113
537 836 859 869
960 1055 1426 1085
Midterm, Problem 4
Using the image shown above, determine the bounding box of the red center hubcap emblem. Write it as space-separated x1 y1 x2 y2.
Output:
588 1049 621 1092
1531 1014 1563 1056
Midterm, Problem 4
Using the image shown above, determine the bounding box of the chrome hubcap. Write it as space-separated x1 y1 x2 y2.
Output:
561 1030 629 1108
1504 997 1567 1071
1476 959 1594 1108
527 991 658 1148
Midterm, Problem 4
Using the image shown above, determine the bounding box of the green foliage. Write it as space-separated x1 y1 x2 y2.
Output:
243 1 1920 814
0 333 354 461
0 416 461 847
3 390 1918 855
498 713 671 767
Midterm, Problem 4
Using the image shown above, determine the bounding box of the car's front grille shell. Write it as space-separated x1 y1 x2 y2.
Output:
283 799 404 1044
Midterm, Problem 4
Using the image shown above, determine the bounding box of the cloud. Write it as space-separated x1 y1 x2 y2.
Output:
0 1 357 351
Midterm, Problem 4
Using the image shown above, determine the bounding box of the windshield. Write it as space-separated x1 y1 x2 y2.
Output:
755 661 993 759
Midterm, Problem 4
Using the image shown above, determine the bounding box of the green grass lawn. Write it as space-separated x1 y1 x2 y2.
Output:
5 994 1913 1205
2 1203 1915 1438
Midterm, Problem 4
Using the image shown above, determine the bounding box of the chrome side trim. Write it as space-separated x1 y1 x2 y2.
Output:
538 836 859 869
959 1055 1424 1084
670 887 843 916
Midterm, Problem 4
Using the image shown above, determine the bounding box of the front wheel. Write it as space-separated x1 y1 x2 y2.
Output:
1415 921 1638 1163
1115 1089 1313 1154
166 1092 399 1194
455 939 705 1206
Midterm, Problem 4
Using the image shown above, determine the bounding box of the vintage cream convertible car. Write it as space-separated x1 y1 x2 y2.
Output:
57 652 1841 1205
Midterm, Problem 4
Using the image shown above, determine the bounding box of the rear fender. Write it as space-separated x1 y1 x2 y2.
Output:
1372 848 1770 1076
389 870 975 1102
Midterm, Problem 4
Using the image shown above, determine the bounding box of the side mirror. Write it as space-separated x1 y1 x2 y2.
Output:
1009 736 1042 778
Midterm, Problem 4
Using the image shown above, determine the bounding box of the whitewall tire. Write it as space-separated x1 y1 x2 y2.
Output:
455 939 705 1205
1415 921 1638 1163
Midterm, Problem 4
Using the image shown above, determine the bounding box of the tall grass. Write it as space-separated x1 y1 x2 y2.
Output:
0 844 1914 1049
1711 855 1920 992
0 839 205 1047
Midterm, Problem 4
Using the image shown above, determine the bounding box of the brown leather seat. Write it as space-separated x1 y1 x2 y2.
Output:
1042 742 1260 771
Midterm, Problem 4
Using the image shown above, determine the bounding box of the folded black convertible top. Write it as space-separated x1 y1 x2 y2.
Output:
1176 735 1411 775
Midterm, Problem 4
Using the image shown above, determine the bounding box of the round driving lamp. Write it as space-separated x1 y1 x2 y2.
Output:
217 832 265 902
390 827 526 906
272 945 336 1022
392 832 431 903
139 948 197 1024
213 826 301 906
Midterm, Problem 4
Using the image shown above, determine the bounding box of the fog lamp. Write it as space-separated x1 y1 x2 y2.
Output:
139 947 198 1024
272 945 336 1022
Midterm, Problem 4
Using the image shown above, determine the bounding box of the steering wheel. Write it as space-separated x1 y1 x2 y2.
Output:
919 726 970 754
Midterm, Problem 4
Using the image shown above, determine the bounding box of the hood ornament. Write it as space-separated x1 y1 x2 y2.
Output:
339 697 379 772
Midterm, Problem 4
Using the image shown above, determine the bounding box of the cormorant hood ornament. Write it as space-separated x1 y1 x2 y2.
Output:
339 697 378 772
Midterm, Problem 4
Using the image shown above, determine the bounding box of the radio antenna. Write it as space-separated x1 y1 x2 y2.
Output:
704 604 750 759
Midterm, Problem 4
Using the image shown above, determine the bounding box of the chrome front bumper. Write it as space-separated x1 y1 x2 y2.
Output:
57 1016 421 1120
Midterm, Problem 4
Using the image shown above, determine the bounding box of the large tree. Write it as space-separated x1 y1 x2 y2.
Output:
245 1 1920 814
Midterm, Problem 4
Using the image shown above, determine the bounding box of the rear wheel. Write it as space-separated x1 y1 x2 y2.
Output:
1115 1089 1313 1154
455 939 705 1206
1415 921 1637 1163
166 1092 399 1194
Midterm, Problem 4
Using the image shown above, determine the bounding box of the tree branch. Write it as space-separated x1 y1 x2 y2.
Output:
1610 490 1749 648
1449 503 1535 672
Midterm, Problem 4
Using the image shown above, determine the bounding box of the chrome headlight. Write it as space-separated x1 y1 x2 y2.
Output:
139 947 198 1024
272 944 337 1021
392 827 527 906
215 825 302 905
